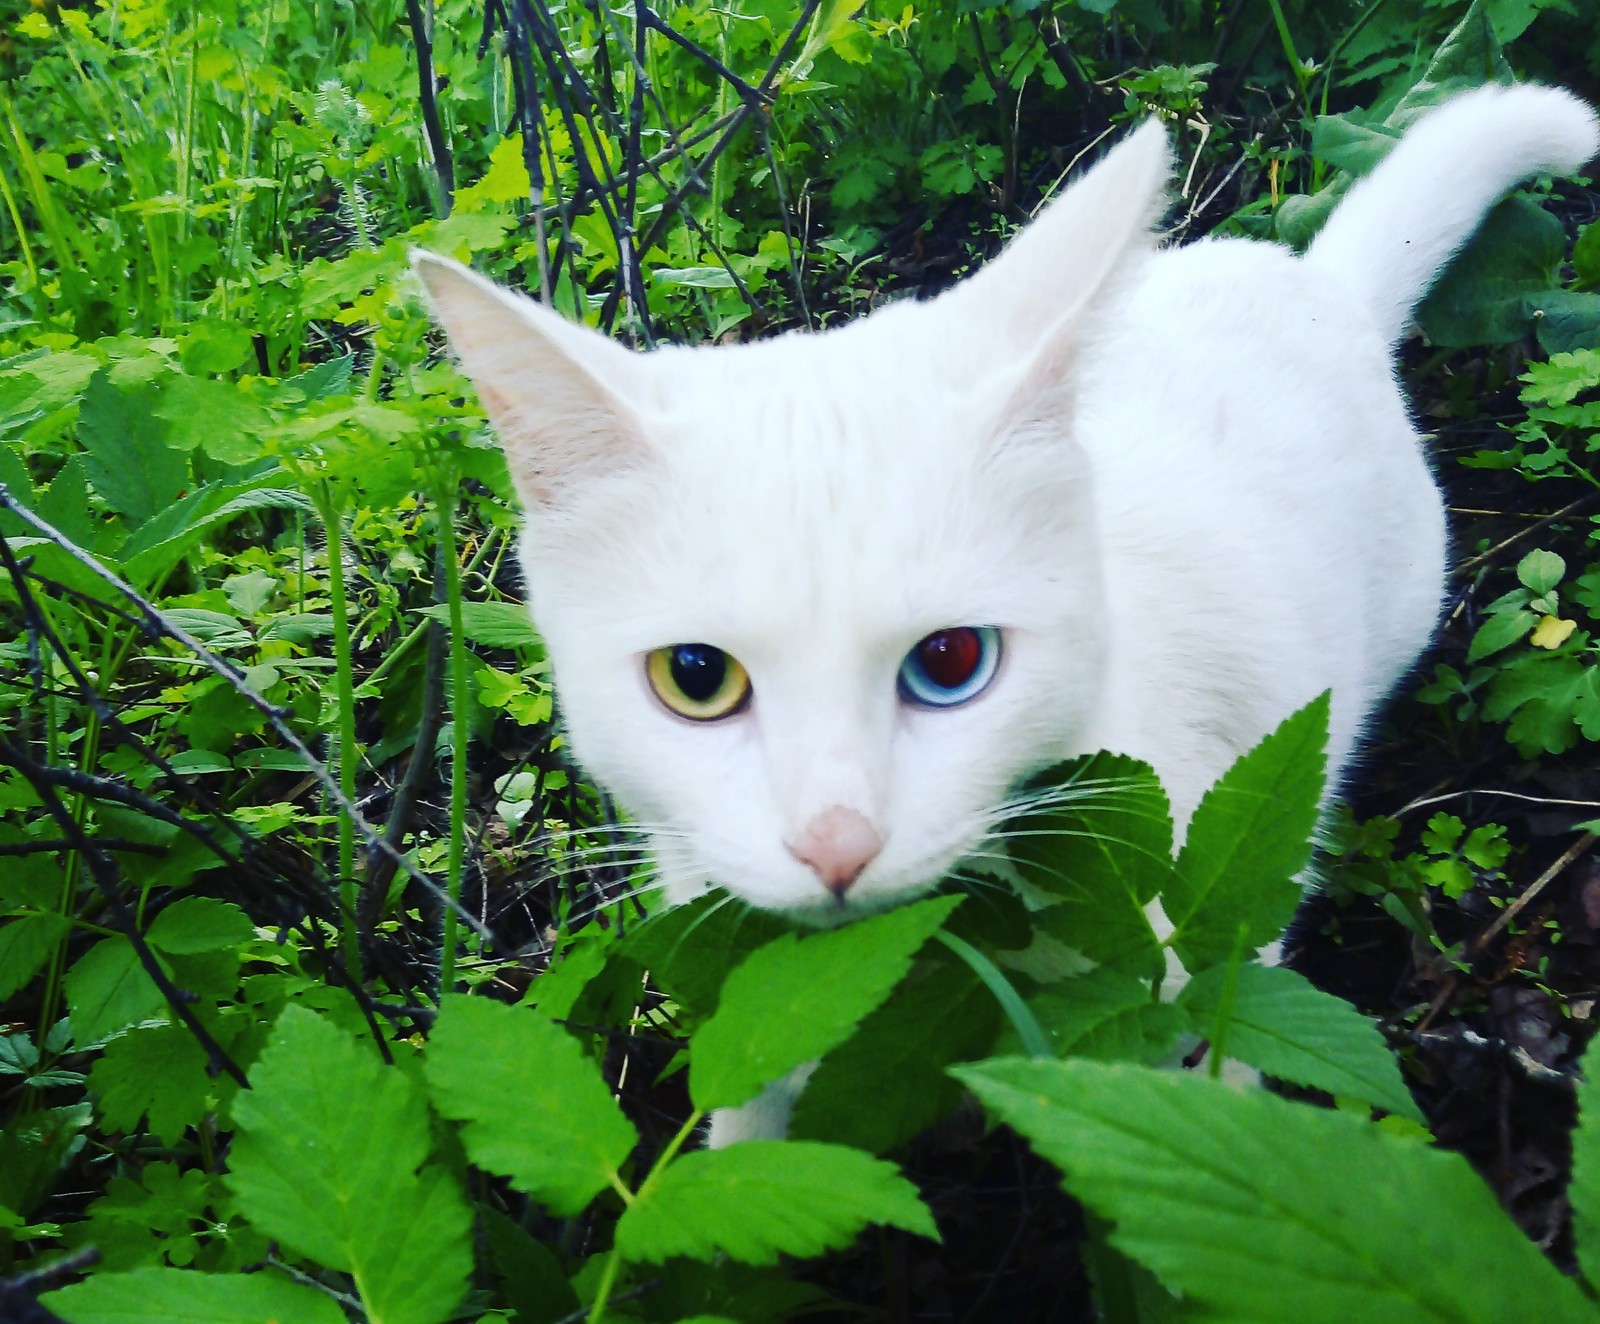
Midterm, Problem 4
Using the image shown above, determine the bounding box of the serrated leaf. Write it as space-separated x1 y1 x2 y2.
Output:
227 1006 471 1324
1028 968 1188 1065
1165 695 1326 975
42 1266 346 1324
77 369 187 525
957 1057 1593 1324
1571 1035 1600 1291
0 912 70 1001
622 894 789 1022
423 995 638 1215
89 1023 213 1146
1009 752 1172 984
65 937 166 1046
690 894 962 1111
1178 964 1421 1120
615 1141 936 1266
415 600 543 651
790 958 1001 1154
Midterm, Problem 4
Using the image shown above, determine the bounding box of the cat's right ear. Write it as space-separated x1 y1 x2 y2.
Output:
410 252 651 507
938 117 1171 394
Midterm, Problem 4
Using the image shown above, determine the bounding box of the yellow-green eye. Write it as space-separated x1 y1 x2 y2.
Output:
646 643 751 721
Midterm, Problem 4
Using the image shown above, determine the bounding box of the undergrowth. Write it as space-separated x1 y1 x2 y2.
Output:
2 0 1600 1321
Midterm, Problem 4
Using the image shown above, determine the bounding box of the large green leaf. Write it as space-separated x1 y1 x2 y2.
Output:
88 1023 213 1147
622 894 789 1022
689 894 962 1111
1178 964 1421 1120
1010 752 1172 984
65 937 166 1047
790 957 1001 1154
43 1266 346 1324
226 1006 471 1324
76 370 187 526
957 1058 1593 1324
1165 695 1326 975
1570 1035 1600 1291
1419 195 1568 348
423 995 639 1215
615 1141 936 1266
0 912 69 1002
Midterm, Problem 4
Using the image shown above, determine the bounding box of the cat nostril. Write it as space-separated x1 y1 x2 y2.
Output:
786 805 884 899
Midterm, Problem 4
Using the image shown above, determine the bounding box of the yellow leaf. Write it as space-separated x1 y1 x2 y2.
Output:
1530 615 1577 649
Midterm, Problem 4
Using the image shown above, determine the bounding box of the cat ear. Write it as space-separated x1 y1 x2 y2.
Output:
944 117 1171 381
410 252 651 506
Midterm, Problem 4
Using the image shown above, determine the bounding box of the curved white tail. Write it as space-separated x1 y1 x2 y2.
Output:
1305 83 1599 345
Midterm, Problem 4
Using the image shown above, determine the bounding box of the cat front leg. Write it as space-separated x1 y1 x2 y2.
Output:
705 1061 818 1147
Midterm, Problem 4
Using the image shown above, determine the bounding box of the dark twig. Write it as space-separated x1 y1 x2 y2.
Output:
406 0 456 213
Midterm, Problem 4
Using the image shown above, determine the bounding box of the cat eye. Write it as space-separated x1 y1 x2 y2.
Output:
898 626 1002 708
647 643 752 721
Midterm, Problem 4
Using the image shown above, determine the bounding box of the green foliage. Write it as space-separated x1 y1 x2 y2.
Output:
5 0 1600 1318
957 1054 1598 1324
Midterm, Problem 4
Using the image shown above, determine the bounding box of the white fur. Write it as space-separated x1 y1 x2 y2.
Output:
417 83 1594 910
415 86 1597 1133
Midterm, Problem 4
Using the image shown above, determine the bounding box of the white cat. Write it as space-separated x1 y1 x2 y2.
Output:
415 84 1597 1135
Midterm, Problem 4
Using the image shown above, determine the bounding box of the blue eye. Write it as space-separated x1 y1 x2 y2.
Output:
898 627 1002 708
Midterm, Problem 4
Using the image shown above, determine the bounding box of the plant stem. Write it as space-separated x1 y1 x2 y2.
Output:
317 482 362 983
435 476 470 992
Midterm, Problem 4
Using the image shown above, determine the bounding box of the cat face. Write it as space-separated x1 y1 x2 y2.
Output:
415 120 1170 917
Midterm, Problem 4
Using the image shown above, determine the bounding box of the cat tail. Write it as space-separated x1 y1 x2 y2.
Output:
1304 83 1599 346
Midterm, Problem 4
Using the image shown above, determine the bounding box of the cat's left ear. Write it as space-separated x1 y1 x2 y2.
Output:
410 252 652 508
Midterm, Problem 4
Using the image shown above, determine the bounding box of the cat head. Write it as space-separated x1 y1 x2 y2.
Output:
415 118 1169 919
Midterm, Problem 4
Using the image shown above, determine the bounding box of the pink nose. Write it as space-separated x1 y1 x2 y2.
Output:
786 806 884 898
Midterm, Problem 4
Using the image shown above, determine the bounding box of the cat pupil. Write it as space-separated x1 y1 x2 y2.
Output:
670 644 726 702
917 629 981 690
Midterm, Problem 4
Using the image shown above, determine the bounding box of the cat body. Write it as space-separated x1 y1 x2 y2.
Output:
417 87 1597 1143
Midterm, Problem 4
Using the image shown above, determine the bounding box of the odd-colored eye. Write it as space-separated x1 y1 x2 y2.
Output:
647 643 751 721
898 627 1001 708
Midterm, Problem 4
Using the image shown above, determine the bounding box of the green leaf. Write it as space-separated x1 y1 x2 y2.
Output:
423 995 638 1215
957 1057 1594 1324
1011 753 1172 984
790 958 1001 1154
415 600 542 651
146 897 255 955
1165 695 1326 975
1418 194 1567 348
1028 968 1189 1065
43 1266 346 1324
690 894 962 1110
152 375 273 464
227 1006 471 1324
1573 1035 1600 1291
88 1023 214 1146
1467 607 1537 662
1177 964 1421 1120
1518 549 1566 595
178 320 256 374
65 937 166 1046
622 895 789 1022
0 912 70 1002
77 369 188 526
615 1141 937 1266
